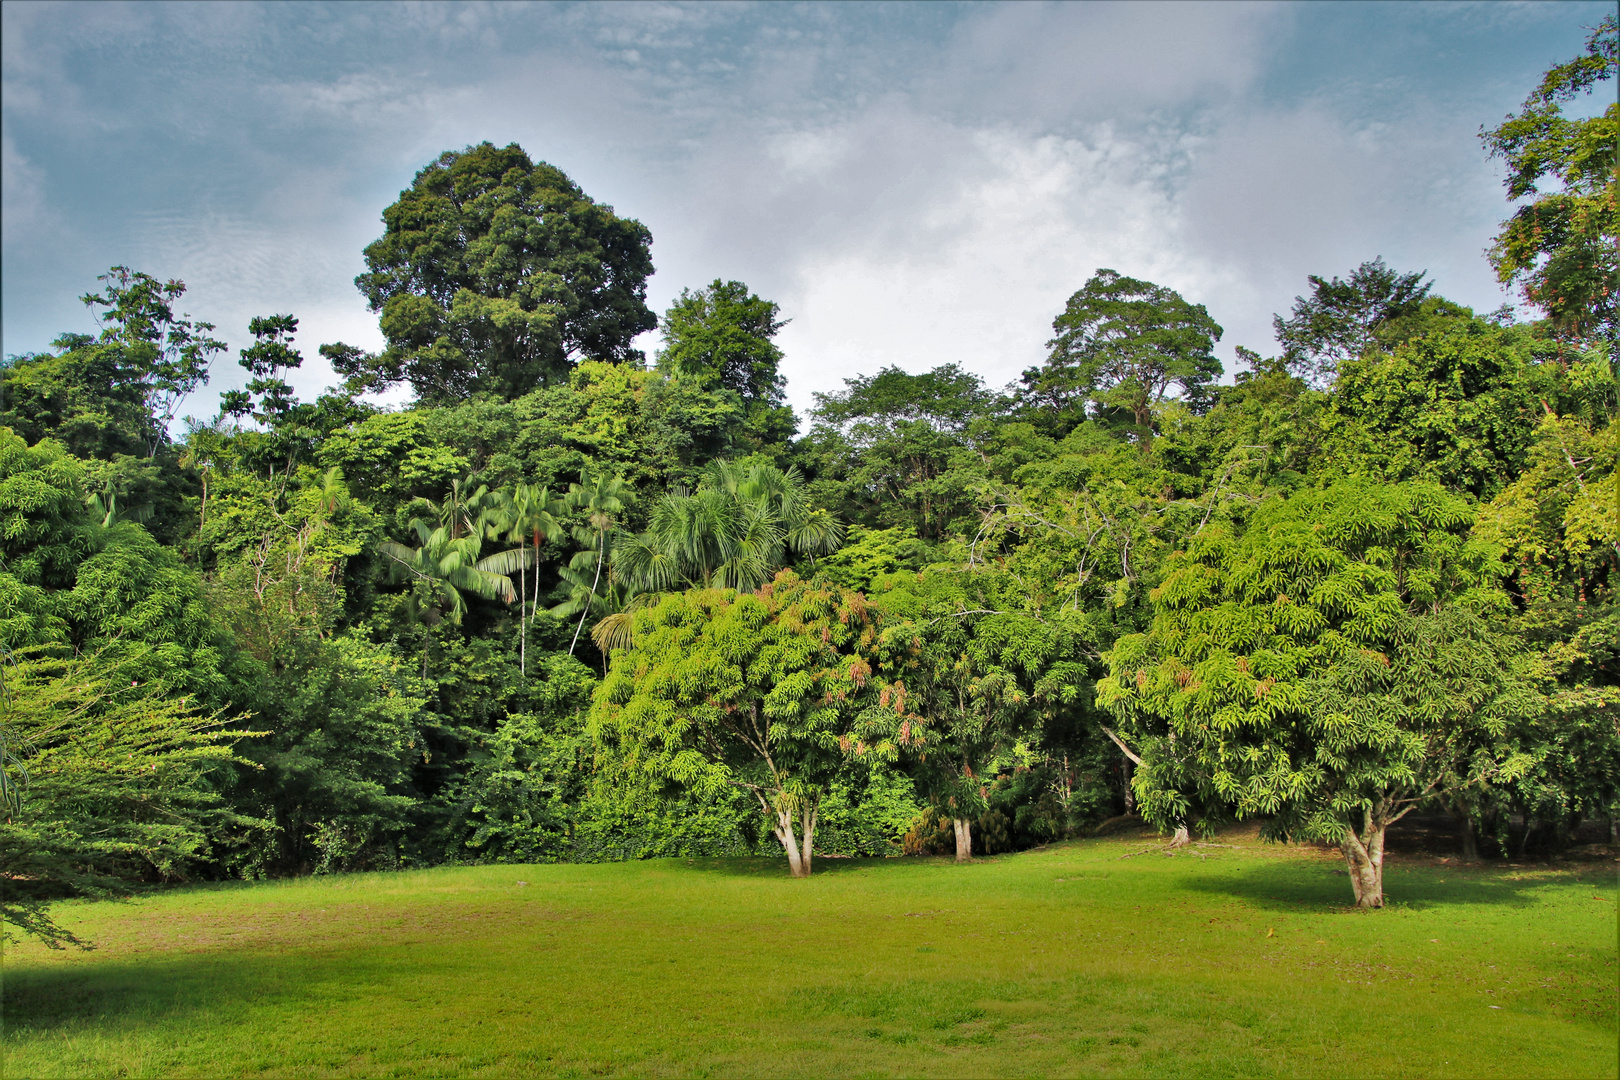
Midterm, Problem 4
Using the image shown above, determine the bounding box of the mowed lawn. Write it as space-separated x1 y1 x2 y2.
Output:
5 830 1616 1078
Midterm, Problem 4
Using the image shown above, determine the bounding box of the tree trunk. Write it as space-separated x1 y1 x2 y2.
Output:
519 558 527 677
1459 813 1480 862
1169 824 1190 848
799 802 817 877
953 817 972 862
1122 758 1135 815
773 806 806 878
1340 809 1388 908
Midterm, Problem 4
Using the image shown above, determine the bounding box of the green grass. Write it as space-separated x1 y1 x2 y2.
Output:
4 830 1616 1078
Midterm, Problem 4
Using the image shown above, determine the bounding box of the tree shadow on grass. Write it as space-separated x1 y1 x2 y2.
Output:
4 947 409 1039
1175 858 1558 913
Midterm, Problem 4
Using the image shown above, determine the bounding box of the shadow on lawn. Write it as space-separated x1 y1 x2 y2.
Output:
1177 858 1558 912
4 952 341 1036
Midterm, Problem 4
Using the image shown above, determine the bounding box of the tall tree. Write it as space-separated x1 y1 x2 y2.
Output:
554 471 634 656
355 142 656 403
804 364 1004 540
491 481 566 676
222 314 303 424
1272 258 1433 385
868 567 1086 861
1481 16 1618 346
77 267 227 457
612 460 843 597
1025 270 1222 439
657 279 796 449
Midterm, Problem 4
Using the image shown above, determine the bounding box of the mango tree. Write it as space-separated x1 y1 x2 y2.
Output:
867 566 1088 861
1098 481 1534 907
588 571 879 877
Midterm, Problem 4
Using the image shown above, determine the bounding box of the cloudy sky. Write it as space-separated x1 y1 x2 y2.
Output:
2 1 1611 421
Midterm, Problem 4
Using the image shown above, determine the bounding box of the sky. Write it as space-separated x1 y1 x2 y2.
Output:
2 0 1612 423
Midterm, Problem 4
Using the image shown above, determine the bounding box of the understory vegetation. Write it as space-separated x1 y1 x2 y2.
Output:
0 19 1615 943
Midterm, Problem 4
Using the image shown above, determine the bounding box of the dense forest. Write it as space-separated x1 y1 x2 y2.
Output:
2 20 1614 941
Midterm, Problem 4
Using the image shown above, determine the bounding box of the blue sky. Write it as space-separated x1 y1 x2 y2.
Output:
2 1 1611 420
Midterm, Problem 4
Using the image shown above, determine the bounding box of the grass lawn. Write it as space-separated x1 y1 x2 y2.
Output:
4 828 1616 1078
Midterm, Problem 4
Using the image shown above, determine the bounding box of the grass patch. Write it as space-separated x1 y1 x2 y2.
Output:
4 831 1616 1077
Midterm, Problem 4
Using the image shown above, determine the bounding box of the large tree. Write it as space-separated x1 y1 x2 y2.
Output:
1024 270 1222 439
355 142 656 403
1481 16 1617 346
589 571 879 877
1098 481 1534 907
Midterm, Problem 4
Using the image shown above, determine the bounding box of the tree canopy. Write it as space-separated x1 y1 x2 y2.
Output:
354 142 657 403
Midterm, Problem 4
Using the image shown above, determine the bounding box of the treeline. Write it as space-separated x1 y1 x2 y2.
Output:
1 20 1614 938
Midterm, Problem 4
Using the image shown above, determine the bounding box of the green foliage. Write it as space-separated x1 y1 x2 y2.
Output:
1025 269 1223 436
1099 481 1532 905
77 266 228 457
657 279 797 451
0 337 153 461
1314 314 1553 499
0 648 252 947
611 459 843 596
222 314 304 423
804 364 1002 540
451 651 597 862
1481 16 1618 344
356 142 656 402
590 572 878 874
1271 257 1432 385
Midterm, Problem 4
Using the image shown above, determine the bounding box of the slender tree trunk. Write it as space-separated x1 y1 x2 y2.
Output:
1459 813 1481 862
800 802 817 877
519 557 527 677
774 806 806 878
569 535 605 656
953 818 972 862
1340 808 1388 908
1122 758 1135 815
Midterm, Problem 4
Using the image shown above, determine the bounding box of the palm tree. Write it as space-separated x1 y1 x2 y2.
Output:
613 460 843 594
552 471 633 656
491 482 565 676
378 490 528 674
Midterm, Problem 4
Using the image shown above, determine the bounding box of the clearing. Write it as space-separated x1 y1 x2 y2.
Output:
4 828 1616 1078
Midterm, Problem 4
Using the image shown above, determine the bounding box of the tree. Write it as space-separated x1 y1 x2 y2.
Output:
657 280 796 450
354 142 656 403
378 508 523 674
1481 16 1618 345
1272 258 1433 385
78 267 227 457
589 572 879 877
0 336 153 461
611 460 843 597
0 647 250 947
868 567 1087 861
1312 313 1552 500
222 314 303 424
491 481 566 676
553 470 634 656
1098 481 1531 907
804 364 1004 540
1024 270 1222 438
